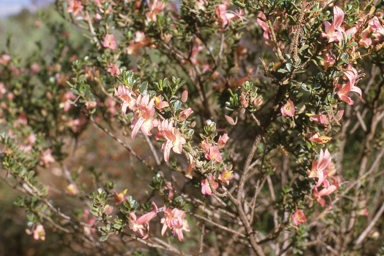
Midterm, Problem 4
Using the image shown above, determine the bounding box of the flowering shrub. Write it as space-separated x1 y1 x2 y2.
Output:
1 0 384 255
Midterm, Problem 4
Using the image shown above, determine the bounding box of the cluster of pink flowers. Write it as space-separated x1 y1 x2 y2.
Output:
307 149 343 210
129 202 158 239
156 120 186 162
199 134 234 195
129 202 189 241
114 85 189 162
322 6 384 46
161 206 190 241
292 148 343 226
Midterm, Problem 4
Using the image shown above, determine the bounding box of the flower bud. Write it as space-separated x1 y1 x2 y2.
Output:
181 90 188 102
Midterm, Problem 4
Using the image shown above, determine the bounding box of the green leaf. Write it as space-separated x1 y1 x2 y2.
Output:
173 100 182 112
100 235 109 242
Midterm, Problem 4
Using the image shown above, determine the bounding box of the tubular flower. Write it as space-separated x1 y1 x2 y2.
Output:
129 202 158 239
292 210 307 226
281 100 295 117
313 176 342 209
199 139 222 163
322 6 345 43
184 153 195 179
218 165 235 185
102 34 117 51
114 189 128 205
160 206 190 242
307 149 333 187
256 12 271 45
154 95 169 111
336 65 362 105
179 108 194 121
156 120 186 162
131 94 159 139
201 175 219 195
114 85 136 117
218 133 230 148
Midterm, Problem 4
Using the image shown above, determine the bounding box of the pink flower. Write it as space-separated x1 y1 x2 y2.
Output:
161 206 190 242
292 210 307 225
127 32 151 55
154 95 169 111
310 114 329 124
257 12 271 45
102 34 117 51
218 133 230 148
218 165 235 185
114 189 128 205
107 63 120 76
156 120 186 162
336 64 362 105
322 49 335 70
66 0 83 17
82 208 97 235
281 100 295 117
85 101 97 109
162 33 172 43
370 17 384 35
313 176 342 209
185 156 196 179
0 82 6 98
68 117 87 133
322 6 345 43
307 149 333 187
179 108 194 121
31 63 40 74
66 184 79 195
41 149 55 167
33 224 45 241
145 0 165 23
131 94 159 138
0 54 11 66
201 175 219 195
195 0 206 10
205 145 222 163
129 202 158 239
215 4 243 31
28 134 36 146
114 85 136 117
